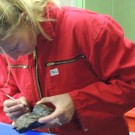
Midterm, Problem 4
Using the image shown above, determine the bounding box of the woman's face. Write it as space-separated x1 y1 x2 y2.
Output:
0 22 37 60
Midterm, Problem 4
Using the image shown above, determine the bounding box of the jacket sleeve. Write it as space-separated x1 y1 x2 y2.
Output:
0 56 22 123
69 16 135 132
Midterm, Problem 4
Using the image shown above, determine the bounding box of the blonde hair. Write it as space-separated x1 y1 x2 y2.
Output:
0 0 60 40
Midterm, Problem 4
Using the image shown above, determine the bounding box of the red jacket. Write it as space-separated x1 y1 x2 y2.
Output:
1 5 135 135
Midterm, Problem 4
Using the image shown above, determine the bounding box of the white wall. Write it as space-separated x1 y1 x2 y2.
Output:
130 133 135 135
59 0 76 6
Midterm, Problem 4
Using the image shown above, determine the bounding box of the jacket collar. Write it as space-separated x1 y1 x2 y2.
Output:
39 3 60 40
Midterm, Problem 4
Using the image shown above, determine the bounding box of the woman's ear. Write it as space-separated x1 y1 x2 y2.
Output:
19 12 29 25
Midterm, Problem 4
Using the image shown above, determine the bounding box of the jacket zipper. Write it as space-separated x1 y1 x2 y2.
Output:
33 50 52 133
8 65 28 69
33 49 43 99
46 54 85 67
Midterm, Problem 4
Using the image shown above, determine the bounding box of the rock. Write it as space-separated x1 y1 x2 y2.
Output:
13 104 53 133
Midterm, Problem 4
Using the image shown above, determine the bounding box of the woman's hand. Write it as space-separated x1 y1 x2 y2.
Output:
36 93 75 128
3 97 30 121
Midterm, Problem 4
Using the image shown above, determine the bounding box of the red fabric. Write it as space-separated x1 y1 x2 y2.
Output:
0 5 135 135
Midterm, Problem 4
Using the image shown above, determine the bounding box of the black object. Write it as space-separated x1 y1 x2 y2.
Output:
13 104 53 133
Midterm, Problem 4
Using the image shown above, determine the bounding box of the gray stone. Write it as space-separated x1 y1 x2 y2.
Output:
13 104 53 133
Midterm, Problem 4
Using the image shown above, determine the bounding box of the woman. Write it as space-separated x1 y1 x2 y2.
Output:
0 0 135 135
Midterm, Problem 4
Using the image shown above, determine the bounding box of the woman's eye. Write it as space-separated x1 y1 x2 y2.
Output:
10 47 16 52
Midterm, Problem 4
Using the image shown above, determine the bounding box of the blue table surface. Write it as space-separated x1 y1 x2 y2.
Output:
0 122 55 135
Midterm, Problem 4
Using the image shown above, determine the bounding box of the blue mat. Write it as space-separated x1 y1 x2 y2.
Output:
0 122 55 135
